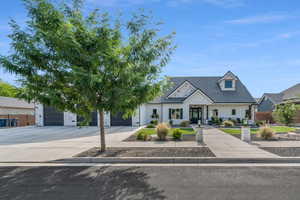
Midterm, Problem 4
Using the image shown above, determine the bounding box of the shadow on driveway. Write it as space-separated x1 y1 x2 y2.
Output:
0 166 165 200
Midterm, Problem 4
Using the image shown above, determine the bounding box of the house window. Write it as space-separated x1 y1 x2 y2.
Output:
232 109 236 115
151 109 158 119
225 80 233 88
169 108 183 119
212 109 218 117
245 109 250 119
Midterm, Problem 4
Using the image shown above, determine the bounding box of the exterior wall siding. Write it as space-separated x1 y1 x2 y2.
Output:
145 104 162 124
162 103 187 125
64 112 77 126
168 81 195 98
0 107 34 115
208 104 249 120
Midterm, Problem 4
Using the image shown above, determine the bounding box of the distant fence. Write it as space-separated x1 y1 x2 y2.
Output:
295 110 300 124
255 112 275 123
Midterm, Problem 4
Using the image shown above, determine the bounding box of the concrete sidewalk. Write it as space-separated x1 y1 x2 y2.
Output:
203 127 279 158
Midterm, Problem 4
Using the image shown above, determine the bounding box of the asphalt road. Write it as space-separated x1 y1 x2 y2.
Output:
1 166 300 200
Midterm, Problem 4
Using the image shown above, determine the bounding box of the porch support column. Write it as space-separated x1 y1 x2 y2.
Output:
206 106 209 120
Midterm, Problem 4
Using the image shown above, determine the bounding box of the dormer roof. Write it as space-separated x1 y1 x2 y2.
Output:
218 71 238 82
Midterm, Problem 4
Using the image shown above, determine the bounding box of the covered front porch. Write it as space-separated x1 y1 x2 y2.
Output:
189 105 207 124
188 104 255 125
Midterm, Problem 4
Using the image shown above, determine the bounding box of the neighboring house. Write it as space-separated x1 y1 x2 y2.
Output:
257 83 300 124
36 71 257 127
0 96 35 127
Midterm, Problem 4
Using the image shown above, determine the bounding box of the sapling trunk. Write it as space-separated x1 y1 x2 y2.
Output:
99 110 106 152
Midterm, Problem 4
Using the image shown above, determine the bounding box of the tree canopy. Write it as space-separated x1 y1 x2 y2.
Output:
0 0 176 151
273 102 299 126
0 79 20 97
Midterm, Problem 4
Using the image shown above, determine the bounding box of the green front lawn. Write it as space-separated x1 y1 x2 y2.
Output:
220 128 257 135
136 127 195 136
220 126 298 135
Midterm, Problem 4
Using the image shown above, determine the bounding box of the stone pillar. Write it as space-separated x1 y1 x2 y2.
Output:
195 127 203 143
35 103 44 126
241 127 251 142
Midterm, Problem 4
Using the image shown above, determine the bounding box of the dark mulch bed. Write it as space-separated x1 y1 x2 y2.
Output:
230 134 277 141
75 147 215 157
123 134 196 142
231 133 298 141
213 125 258 128
260 147 300 157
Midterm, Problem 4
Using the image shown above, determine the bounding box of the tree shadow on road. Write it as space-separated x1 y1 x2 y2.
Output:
0 166 166 200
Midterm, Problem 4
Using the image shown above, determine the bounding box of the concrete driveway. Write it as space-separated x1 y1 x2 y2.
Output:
0 126 138 162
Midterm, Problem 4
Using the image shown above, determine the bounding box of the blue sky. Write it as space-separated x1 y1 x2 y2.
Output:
1 0 300 97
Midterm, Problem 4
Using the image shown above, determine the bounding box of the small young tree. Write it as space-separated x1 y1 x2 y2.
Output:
273 102 298 126
0 0 175 151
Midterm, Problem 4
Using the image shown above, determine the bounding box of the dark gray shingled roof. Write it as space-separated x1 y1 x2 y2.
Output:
150 76 256 104
263 93 284 104
261 83 300 105
282 83 300 101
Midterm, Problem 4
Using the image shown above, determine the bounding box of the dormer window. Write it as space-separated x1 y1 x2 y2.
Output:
219 71 237 91
225 80 233 88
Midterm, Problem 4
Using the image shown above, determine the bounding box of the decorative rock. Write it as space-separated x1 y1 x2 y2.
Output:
287 132 297 140
241 127 251 142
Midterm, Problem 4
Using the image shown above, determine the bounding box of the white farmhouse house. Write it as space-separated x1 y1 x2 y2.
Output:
35 71 257 127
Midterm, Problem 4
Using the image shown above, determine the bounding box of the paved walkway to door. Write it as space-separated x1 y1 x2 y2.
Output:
203 126 279 158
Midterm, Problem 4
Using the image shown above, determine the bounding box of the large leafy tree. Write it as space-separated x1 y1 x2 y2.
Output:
0 79 20 97
0 0 175 151
273 102 299 126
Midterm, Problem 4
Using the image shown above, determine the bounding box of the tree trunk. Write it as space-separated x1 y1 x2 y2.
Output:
99 110 106 152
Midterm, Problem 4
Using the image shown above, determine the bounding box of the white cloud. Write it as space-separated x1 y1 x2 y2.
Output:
225 14 295 24
201 0 244 8
278 31 300 39
231 30 300 48
86 0 160 7
87 0 243 7
226 14 294 24
168 0 244 7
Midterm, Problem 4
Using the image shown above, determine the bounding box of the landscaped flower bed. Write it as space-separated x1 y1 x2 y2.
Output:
260 147 300 157
75 147 215 157
123 127 196 142
220 126 299 141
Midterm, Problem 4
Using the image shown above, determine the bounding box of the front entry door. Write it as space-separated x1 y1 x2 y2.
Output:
190 107 202 124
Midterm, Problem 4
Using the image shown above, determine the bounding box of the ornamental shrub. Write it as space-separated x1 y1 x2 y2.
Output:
180 121 190 127
257 127 275 140
136 130 151 141
150 120 158 125
172 129 182 140
156 123 169 140
223 120 234 127
146 124 156 128
136 131 145 140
